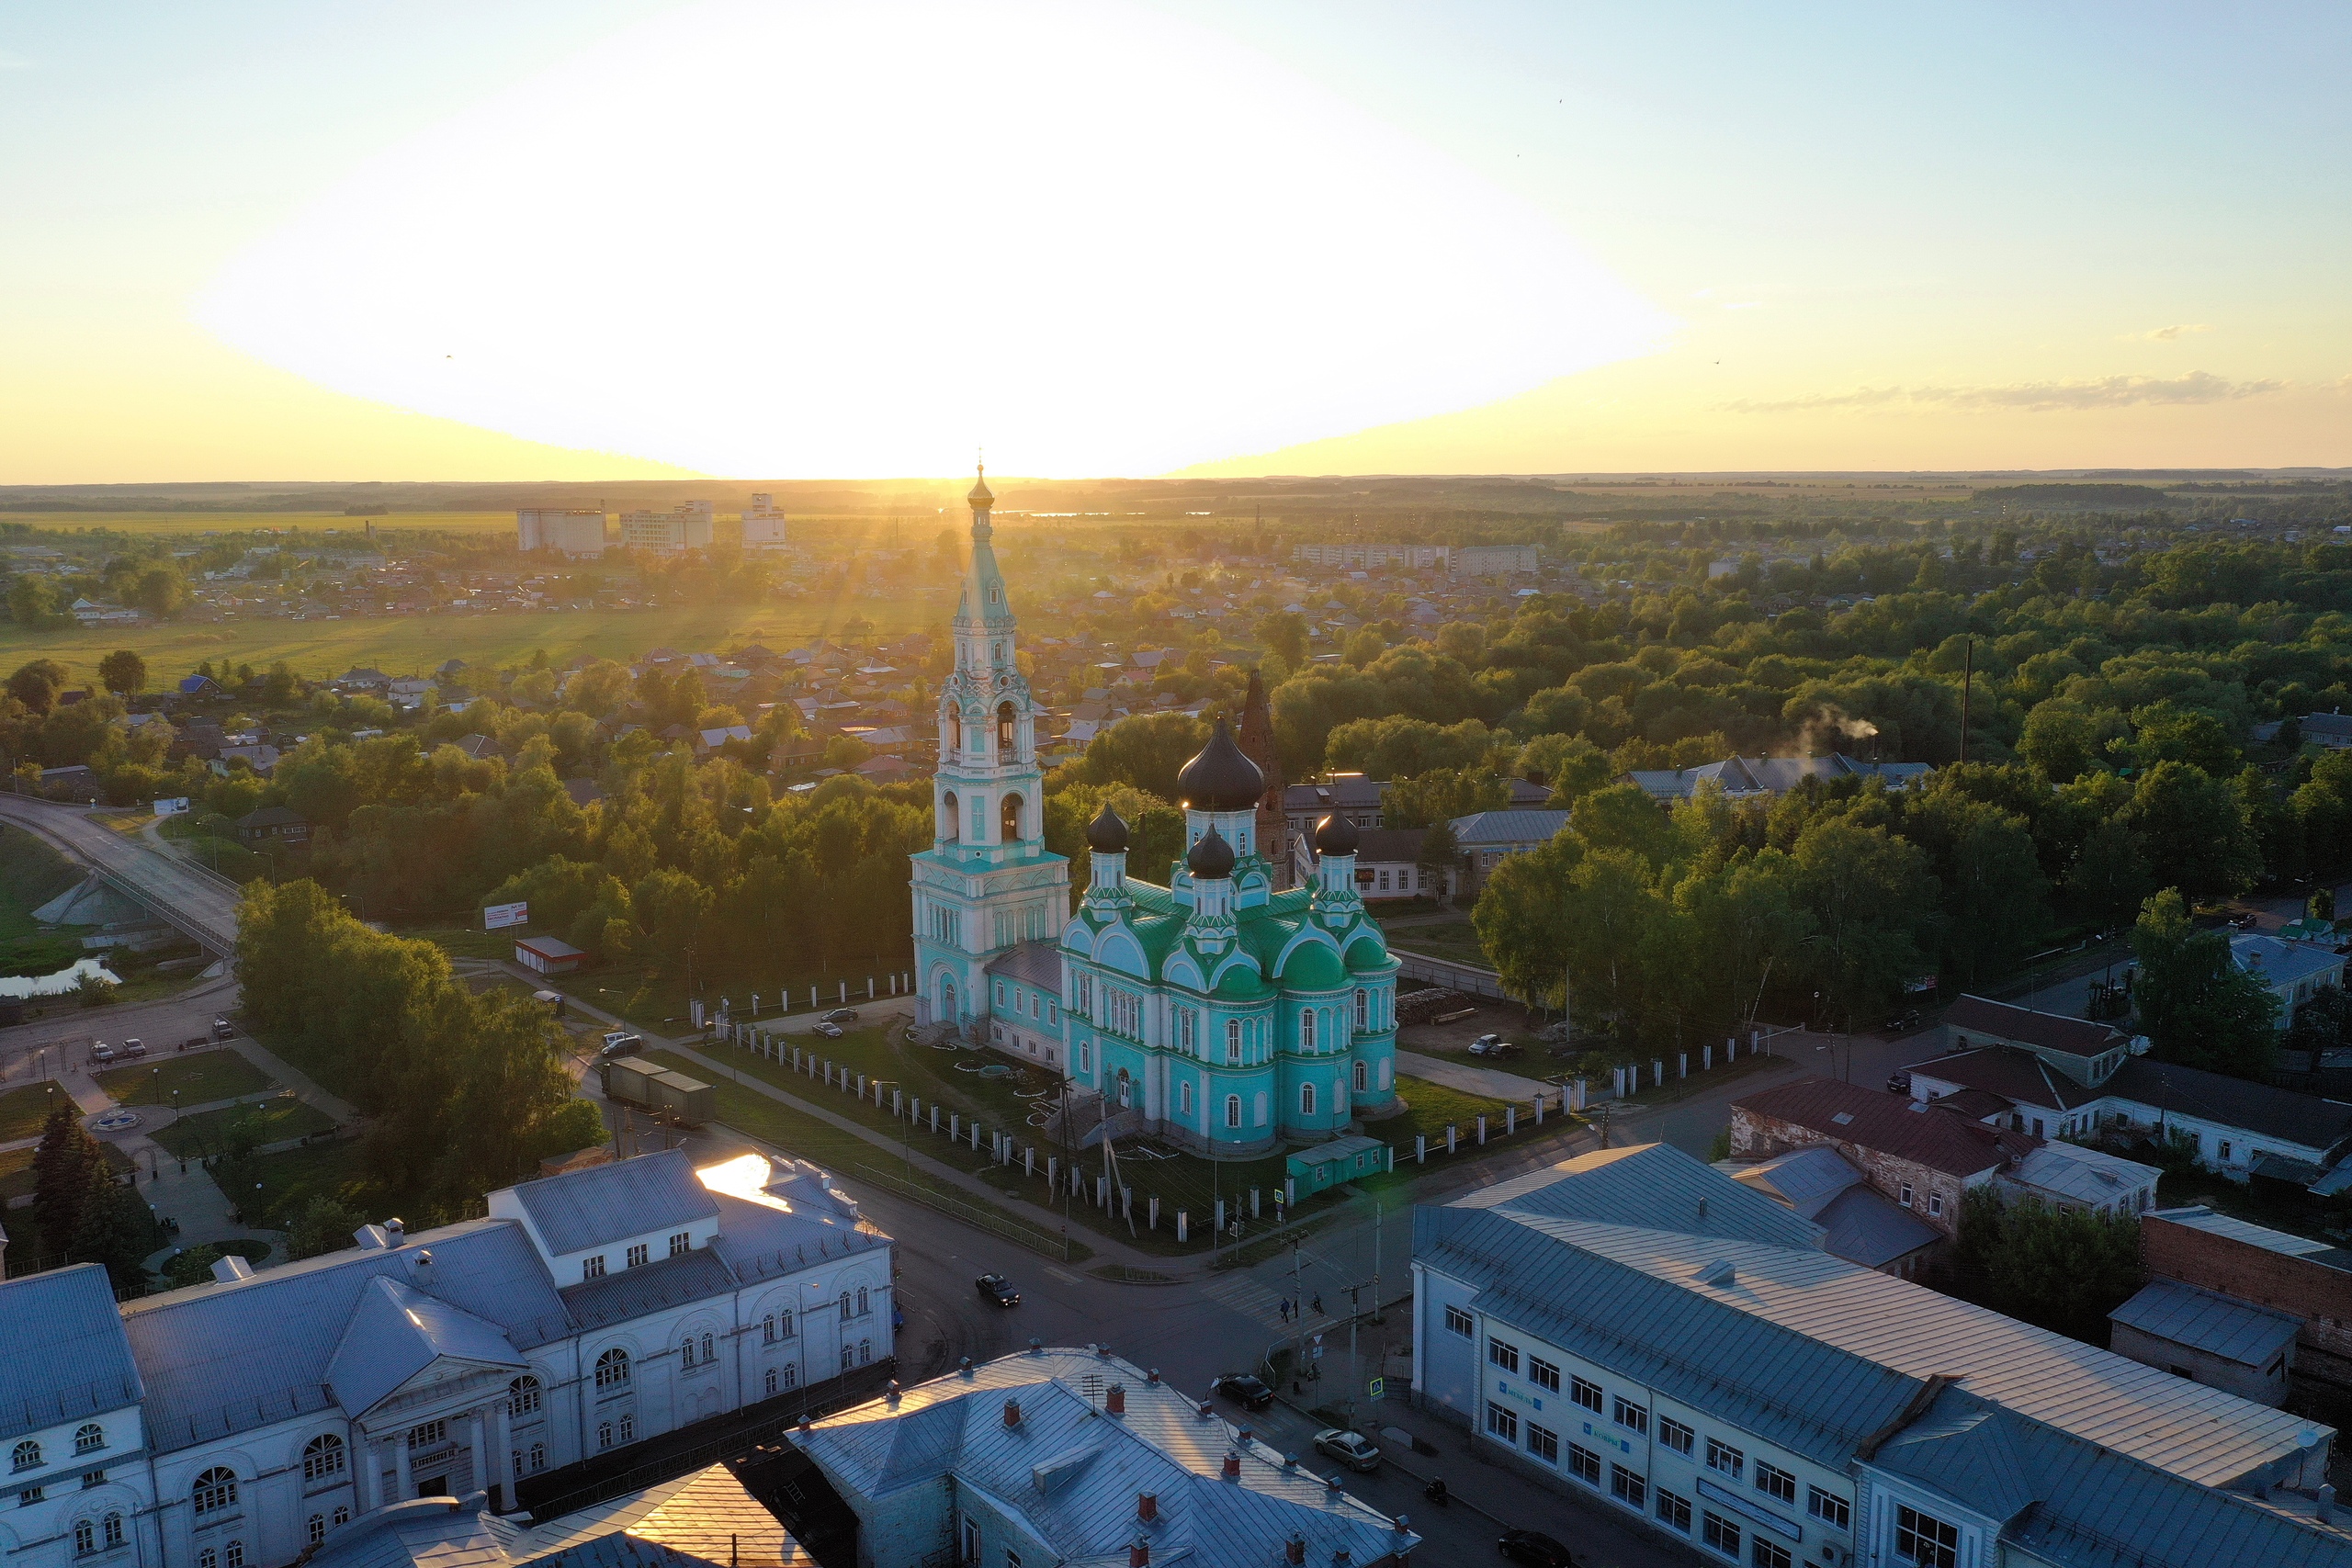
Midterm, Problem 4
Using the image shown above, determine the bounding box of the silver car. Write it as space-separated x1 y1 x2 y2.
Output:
1312 1428 1381 1472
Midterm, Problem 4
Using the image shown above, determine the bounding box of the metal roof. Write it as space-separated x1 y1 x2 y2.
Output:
1736 1075 2023 1178
1871 1384 2352 1568
119 1220 571 1453
2111 1281 2301 1369
793 1348 1415 1568
0 1265 144 1443
1447 809 1568 845
1811 1185 1943 1270
2231 932 2346 990
1725 1146 1864 1219
1907 1044 2099 1112
2106 1058 2352 1152
2006 1142 2160 1207
327 1276 526 1417
1943 995 2127 1056
2147 1206 2347 1266
1462 1143 1825 1251
1423 1143 2325 1491
507 1148 719 1257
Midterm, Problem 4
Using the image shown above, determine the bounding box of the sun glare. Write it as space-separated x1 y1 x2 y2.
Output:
195 0 1671 478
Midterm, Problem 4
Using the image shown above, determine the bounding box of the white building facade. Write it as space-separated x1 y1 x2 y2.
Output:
0 1150 891 1568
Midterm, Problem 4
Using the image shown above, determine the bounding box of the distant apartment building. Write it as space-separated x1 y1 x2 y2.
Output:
741 492 789 549
1292 542 1450 571
1453 543 1541 576
514 508 606 558
619 502 715 555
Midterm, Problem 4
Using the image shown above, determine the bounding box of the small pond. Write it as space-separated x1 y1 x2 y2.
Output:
0 958 123 999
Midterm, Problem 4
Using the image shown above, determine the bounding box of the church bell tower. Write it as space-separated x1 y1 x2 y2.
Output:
909 466 1070 1033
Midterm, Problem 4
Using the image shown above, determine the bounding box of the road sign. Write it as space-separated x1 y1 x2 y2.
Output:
1367 1377 1385 1402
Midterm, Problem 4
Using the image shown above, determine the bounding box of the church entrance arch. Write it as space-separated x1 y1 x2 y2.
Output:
939 976 957 1024
1115 1066 1132 1109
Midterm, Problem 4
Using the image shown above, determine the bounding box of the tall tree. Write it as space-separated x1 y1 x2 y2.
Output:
2130 888 2279 1078
97 649 146 696
30 1100 103 1258
2117 762 2259 903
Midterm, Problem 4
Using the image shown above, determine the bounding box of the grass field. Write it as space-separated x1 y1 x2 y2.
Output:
96 1049 277 1107
0 1141 130 1202
245 1137 374 1230
1384 917 1493 970
0 1080 72 1142
150 1094 338 1158
0 828 82 945
0 592 950 689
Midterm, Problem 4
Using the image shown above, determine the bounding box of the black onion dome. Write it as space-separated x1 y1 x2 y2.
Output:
1186 825 1236 880
1314 812 1359 854
1086 801 1130 852
1175 717 1264 812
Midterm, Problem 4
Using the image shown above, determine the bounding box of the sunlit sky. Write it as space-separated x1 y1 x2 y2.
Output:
2 1 2346 482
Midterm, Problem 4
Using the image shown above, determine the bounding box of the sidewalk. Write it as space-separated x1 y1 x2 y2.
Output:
224 1032 358 1122
1395 1048 1554 1100
660 1037 1171 1276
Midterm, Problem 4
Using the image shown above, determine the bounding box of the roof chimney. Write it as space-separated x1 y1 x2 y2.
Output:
209 1255 254 1283
1002 1400 1021 1427
1136 1492 1158 1522
887 1381 901 1406
384 1218 406 1247
1128 1540 1149 1568
959 1357 974 1378
1223 1450 1241 1481
1106 1384 1126 1416
1331 1551 1351 1567
1196 1401 1214 1419
1285 1537 1306 1565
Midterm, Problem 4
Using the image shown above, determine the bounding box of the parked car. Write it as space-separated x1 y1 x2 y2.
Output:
212 1019 235 1040
1208 1373 1274 1410
1883 1008 1923 1035
822 1007 860 1023
1312 1428 1381 1472
813 1021 844 1039
1468 1034 1521 1059
1886 1069 1913 1096
600 1032 644 1059
975 1272 1021 1307
1498 1529 1577 1567
90 1042 117 1064
122 1038 146 1058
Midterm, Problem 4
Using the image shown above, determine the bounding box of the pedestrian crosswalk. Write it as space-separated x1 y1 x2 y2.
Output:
1197 1269 1338 1335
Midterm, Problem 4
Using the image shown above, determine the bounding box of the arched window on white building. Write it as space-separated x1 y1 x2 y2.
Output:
1301 1083 1317 1116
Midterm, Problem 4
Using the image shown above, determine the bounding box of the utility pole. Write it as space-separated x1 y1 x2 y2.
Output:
1958 635 1974 766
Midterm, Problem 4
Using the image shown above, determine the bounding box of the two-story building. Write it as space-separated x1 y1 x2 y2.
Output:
1413 1143 2350 1568
0 1150 891 1568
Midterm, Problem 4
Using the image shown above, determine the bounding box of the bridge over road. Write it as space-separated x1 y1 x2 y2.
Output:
0 795 242 955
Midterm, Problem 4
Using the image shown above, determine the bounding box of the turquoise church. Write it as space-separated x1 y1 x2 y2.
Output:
910 468 1401 1158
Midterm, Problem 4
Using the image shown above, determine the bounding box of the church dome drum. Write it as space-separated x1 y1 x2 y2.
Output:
1186 824 1237 880
1176 718 1264 813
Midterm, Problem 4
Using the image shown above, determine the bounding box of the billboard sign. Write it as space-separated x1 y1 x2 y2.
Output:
483 900 529 931
153 797 191 816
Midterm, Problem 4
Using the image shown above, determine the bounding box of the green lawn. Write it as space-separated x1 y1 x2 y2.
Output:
0 1141 130 1202
0 826 83 943
242 1028 366 1102
0 590 946 689
530 960 912 1032
96 1050 277 1108
0 1081 77 1142
244 1138 377 1231
150 1095 338 1158
1384 917 1494 970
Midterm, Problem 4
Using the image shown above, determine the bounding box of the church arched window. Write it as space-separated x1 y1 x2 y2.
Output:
941 791 959 842
1001 793 1023 843
1179 1080 1193 1116
1225 1095 1241 1129
1300 1083 1317 1117
1354 1060 1368 1092
1300 1010 1316 1051
1226 1020 1241 1064
997 701 1017 757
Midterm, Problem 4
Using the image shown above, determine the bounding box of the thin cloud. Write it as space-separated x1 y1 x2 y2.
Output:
0 50 34 71
2127 323 2211 341
1721 371 2287 415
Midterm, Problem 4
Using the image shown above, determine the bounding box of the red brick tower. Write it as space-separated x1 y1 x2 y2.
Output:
1237 670 1289 888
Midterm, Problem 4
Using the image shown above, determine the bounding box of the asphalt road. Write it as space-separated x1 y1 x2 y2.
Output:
0 795 242 953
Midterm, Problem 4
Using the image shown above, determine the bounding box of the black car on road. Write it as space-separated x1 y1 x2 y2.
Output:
823 1007 860 1023
1498 1529 1576 1567
1208 1373 1274 1410
975 1272 1021 1307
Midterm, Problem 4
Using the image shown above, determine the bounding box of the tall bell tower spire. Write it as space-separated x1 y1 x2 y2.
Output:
910 460 1070 1037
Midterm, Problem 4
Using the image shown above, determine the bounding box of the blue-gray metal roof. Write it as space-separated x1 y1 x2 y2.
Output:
120 1220 570 1453
561 1250 738 1333
508 1148 718 1258
2231 932 2345 990
1871 1385 2352 1568
1448 809 1569 845
796 1349 1415 1568
1724 1146 1861 1219
1419 1202 1922 1469
327 1277 527 1417
1461 1143 1825 1251
1811 1185 1942 1270
0 1265 143 1442
2111 1281 2301 1370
